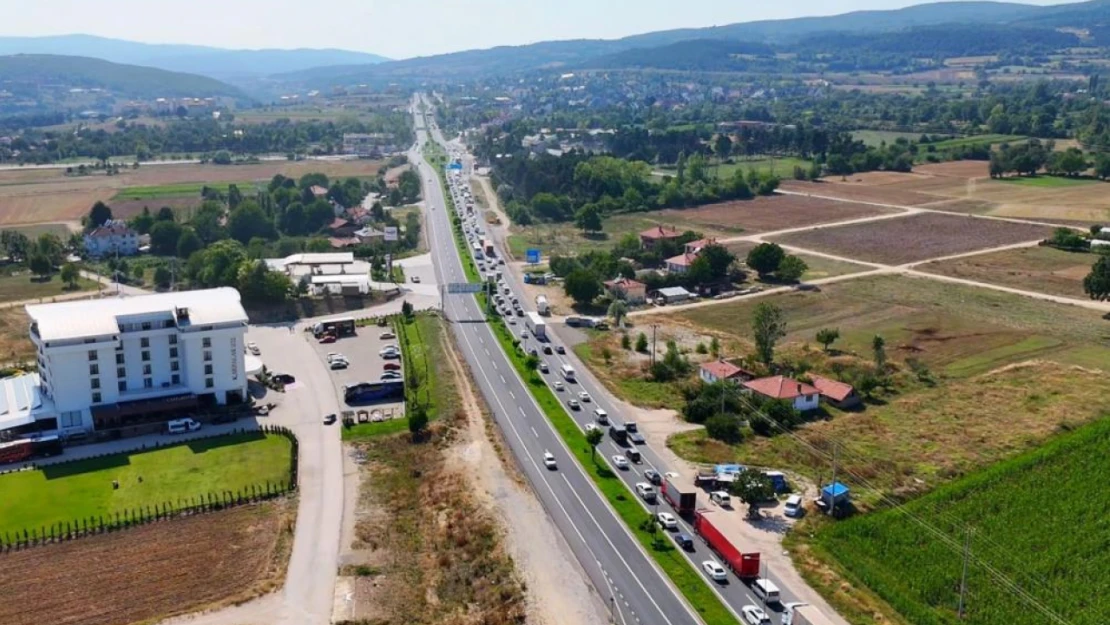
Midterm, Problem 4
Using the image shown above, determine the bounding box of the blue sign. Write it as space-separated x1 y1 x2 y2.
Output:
448 161 463 170
447 282 483 294
525 248 541 264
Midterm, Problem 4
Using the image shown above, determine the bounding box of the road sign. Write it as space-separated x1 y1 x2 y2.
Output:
384 226 399 242
526 248 541 264
447 282 483 294
449 161 463 170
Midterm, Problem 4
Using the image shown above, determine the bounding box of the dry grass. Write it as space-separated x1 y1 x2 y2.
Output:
725 240 873 280
0 307 35 364
781 179 940 206
918 245 1096 299
0 500 294 625
912 160 991 178
772 213 1050 265
655 194 896 233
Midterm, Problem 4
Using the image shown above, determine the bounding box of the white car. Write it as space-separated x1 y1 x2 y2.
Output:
703 560 728 582
635 482 656 501
584 423 599 433
612 455 629 470
379 331 395 340
543 451 557 470
553 381 564 391
379 348 400 358
657 512 678 530
578 391 591 402
246 342 260 355
741 605 771 625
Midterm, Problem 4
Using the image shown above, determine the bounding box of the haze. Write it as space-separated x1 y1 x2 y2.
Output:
0 0 1078 60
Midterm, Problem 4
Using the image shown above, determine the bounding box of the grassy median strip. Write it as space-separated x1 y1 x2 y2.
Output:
485 319 739 625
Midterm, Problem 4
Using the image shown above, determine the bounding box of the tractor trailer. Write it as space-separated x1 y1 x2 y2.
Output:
782 604 836 625
661 475 698 517
535 295 550 315
525 312 547 340
693 509 761 580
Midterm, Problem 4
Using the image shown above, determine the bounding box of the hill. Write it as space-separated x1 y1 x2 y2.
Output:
0 34 389 81
0 54 245 99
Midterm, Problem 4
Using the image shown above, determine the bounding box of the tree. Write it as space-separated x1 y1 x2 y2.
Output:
635 332 649 353
608 300 628 327
28 252 52 278
621 333 632 350
228 202 277 244
826 154 853 178
149 221 184 256
564 268 601 307
575 204 603 233
1083 256 1110 301
746 243 785 277
153 265 172 289
709 336 720 358
1 231 30 263
1095 153 1110 180
401 300 414 318
776 255 808 283
713 134 733 164
212 150 232 165
872 335 887 370
816 328 840 352
408 403 429 442
227 184 243 209
586 427 604 462
751 302 787 365
156 206 176 222
705 414 743 444
176 228 203 259
729 471 776 519
130 206 154 234
699 244 735 280
88 201 113 229
60 262 79 289
525 353 540 372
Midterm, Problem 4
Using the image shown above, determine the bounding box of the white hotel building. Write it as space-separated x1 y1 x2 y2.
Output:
6 288 249 437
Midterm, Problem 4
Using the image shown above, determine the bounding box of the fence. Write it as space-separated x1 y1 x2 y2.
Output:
0 424 298 553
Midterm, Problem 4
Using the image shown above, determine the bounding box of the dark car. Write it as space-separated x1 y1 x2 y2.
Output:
555 345 566 354
543 345 553 355
629 432 646 445
674 533 694 551
644 469 662 485
273 373 296 385
625 421 638 432
323 413 337 425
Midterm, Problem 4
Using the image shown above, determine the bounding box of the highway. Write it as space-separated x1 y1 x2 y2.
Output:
413 94 813 624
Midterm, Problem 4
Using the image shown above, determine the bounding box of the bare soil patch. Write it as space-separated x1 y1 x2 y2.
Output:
781 179 941 206
918 245 1095 299
772 212 1050 265
912 160 990 179
0 501 293 625
657 194 897 233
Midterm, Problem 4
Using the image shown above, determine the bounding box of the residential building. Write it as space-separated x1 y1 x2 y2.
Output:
699 360 755 385
328 218 358 237
310 185 329 199
84 220 139 258
743 376 820 412
809 375 861 409
604 277 647 304
639 225 682 249
684 238 717 255
652 286 693 304
343 132 397 157
665 252 698 274
16 288 249 437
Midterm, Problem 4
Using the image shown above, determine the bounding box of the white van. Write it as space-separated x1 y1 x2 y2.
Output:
710 490 732 508
753 578 781 604
167 418 201 434
784 494 804 518
593 408 609 424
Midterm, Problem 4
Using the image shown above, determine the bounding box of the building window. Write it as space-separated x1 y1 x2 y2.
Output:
141 350 150 362
88 350 97 361
115 353 124 365
203 350 212 362
171 361 179 372
92 392 102 404
142 364 152 375
205 377 214 389
202 337 212 348
141 321 151 331
144 377 153 389
171 374 180 385
204 364 213 375
169 347 178 359
60 410 81 428
117 367 125 378
118 380 127 392
140 337 149 348
169 335 178 345
89 364 99 375
91 378 100 389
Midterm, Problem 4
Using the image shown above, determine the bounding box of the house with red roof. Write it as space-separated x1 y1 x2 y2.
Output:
310 185 329 198
639 225 681 249
604 277 647 304
665 252 698 274
743 375 820 412
328 217 358 237
809 375 861 409
699 360 755 385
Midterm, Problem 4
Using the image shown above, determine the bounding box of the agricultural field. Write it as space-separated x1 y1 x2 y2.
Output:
781 179 941 206
0 432 292 536
927 134 1025 150
0 500 293 625
0 271 99 304
812 417 1110 625
771 213 1050 265
850 130 932 146
997 174 1099 188
918 245 1096 299
725 240 874 281
655 156 813 179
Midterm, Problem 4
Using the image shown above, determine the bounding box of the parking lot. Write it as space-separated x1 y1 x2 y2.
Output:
309 325 406 416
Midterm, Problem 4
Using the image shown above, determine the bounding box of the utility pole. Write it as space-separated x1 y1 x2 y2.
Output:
827 442 838 515
651 324 658 367
958 526 972 619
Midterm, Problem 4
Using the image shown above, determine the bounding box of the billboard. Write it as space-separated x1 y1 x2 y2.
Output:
384 226 399 242
525 248 541 264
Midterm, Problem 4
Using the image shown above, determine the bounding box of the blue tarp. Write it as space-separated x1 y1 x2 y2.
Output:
822 482 850 500
715 464 744 475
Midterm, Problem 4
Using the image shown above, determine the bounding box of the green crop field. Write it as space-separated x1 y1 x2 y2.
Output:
928 134 1025 150
997 175 1099 188
0 432 292 536
114 181 261 200
814 417 1110 625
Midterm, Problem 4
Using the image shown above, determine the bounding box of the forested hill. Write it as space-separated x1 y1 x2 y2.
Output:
0 54 245 99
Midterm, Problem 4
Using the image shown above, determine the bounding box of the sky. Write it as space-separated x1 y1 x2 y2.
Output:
0 0 1080 60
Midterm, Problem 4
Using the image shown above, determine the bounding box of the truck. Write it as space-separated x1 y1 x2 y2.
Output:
535 294 550 315
484 240 495 256
0 435 64 465
559 363 576 381
313 317 356 338
609 424 627 445
782 604 836 625
525 312 547 340
693 510 761 580
661 475 698 517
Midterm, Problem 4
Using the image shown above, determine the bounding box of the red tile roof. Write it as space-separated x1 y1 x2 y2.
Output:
310 185 329 197
685 238 716 251
743 376 819 400
809 375 856 402
328 237 360 248
329 218 351 230
639 225 680 240
701 360 742 380
604 277 646 290
666 252 698 267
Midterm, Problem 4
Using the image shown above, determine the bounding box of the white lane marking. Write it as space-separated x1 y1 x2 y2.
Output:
509 390 516 400
499 374 507 385
531 426 539 438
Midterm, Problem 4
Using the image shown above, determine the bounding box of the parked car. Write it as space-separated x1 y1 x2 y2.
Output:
710 491 732 508
411 276 421 283
323 413 337 425
380 371 403 380
383 362 402 371
329 360 349 370
319 334 337 344
247 342 260 355
657 512 678 530
784 494 804 518
379 331 396 340
612 455 629 470
703 560 728 582
273 373 295 385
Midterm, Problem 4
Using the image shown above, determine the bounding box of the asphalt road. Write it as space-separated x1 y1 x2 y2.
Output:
419 96 814 621
412 97 702 625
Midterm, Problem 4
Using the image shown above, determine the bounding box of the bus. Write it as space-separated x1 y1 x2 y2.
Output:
560 364 576 381
313 317 356 338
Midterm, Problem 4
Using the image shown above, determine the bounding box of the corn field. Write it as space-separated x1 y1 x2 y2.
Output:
816 418 1110 625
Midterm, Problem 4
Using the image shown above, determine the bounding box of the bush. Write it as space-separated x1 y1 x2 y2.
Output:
621 334 632 350
705 415 743 444
635 332 649 353
695 342 708 354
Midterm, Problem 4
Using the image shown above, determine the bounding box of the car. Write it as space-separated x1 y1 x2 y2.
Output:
273 373 295 385
553 381 564 391
635 482 657 501
784 494 804 518
380 371 403 380
625 421 638 432
578 391 591 402
516 308 524 317
247 342 260 355
674 533 694 550
381 343 399 352
379 331 396 340
711 491 732 507
543 345 553 355
567 399 580 410
611 455 629 470
383 362 402 371
741 605 772 625
329 360 349 370
543 451 557 469
319 334 337 344
644 469 662 485
555 345 565 354
411 276 421 283
629 432 646 445
507 317 516 325
379 346 400 356
657 512 678 530
702 560 728 582
498 258 505 265
520 330 528 339
323 413 337 425
584 423 599 433
539 362 549 373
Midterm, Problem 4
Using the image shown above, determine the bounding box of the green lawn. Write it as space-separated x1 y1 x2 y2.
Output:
996 175 1100 188
655 156 812 179
0 223 74 240
928 134 1025 150
0 432 292 536
114 181 262 200
851 130 938 147
0 272 99 304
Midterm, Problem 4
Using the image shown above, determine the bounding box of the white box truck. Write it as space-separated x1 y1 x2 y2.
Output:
753 578 781 604
525 312 547 340
535 295 550 316
782 603 835 625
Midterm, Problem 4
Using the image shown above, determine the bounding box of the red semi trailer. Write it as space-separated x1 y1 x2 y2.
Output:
661 474 698 517
693 509 760 579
